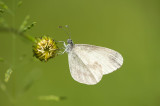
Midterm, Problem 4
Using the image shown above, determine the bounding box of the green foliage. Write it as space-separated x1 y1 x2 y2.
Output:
0 80 6 91
19 15 30 32
0 1 64 105
0 1 8 10
23 22 36 32
19 15 37 33
4 68 13 82
17 1 23 7
38 95 66 101
0 1 13 16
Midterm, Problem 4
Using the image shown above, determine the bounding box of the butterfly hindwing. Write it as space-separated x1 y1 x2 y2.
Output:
68 49 103 85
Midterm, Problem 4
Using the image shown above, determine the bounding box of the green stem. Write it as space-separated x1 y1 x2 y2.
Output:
11 0 16 104
0 27 35 42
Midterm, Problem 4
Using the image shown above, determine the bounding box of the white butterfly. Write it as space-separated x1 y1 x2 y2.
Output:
62 39 123 85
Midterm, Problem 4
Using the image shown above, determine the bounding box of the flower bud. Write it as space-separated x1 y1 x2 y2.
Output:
33 36 59 61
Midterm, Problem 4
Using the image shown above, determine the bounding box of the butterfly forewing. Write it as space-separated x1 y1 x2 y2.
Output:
70 44 123 75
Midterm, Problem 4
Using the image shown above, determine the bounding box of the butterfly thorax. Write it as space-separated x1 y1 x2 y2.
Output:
65 39 74 53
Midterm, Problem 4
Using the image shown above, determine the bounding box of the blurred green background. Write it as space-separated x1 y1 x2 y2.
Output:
0 0 160 106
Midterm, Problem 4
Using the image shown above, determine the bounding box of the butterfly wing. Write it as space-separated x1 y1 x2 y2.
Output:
70 44 123 75
68 49 103 85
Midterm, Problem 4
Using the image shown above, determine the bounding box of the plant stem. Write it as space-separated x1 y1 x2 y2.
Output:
0 27 35 42
11 0 16 105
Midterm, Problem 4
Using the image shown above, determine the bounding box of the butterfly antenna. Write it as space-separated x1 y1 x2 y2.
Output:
59 25 71 39
65 25 71 39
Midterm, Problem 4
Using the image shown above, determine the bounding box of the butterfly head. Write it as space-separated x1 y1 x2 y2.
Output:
67 39 73 45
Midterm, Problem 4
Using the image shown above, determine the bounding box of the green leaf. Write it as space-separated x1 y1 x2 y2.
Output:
17 1 23 7
0 80 6 91
0 1 8 10
0 1 13 16
23 22 36 32
19 15 30 31
4 68 13 82
38 95 66 101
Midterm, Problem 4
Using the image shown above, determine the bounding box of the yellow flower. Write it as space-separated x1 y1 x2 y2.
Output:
33 36 59 61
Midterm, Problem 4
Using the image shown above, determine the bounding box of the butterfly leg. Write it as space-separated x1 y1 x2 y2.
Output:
57 41 67 54
58 41 67 47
